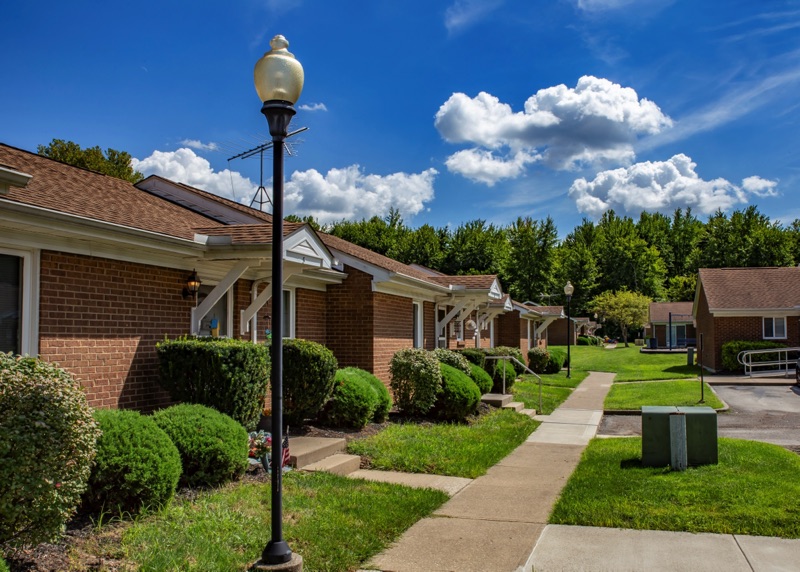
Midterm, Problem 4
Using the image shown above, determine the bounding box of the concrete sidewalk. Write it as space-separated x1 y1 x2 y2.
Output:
362 371 800 571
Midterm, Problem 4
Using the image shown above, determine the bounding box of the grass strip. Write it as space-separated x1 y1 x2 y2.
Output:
555 345 700 382
514 379 572 415
605 380 724 410
121 471 448 571
550 437 800 538
347 409 539 479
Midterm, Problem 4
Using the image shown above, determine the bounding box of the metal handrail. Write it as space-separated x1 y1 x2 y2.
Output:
483 355 542 412
737 347 800 378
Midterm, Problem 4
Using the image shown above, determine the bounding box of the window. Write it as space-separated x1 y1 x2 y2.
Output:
412 301 423 348
0 254 21 354
763 317 787 339
282 289 295 338
451 319 464 342
197 285 230 337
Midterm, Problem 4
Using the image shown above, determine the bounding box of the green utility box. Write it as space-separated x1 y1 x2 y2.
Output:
641 405 718 467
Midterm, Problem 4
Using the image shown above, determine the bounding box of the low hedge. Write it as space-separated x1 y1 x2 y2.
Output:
490 358 517 393
721 340 788 372
390 348 441 416
468 362 493 394
151 404 248 488
433 348 472 376
527 347 550 374
487 346 526 374
84 409 181 515
362 372 392 422
322 368 379 429
545 347 567 374
456 348 486 369
156 337 269 431
283 338 338 426
434 364 481 421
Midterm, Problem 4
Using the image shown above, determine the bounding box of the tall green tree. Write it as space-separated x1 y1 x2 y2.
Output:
326 208 411 258
553 231 599 315
502 216 558 302
441 219 508 276
668 208 704 277
589 289 651 347
394 224 446 269
37 139 143 183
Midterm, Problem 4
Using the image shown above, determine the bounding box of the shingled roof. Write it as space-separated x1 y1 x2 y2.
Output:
699 267 800 311
0 144 221 241
649 302 694 323
194 222 305 244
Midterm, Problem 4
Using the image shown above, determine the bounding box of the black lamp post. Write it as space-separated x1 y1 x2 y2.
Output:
252 35 304 569
564 281 574 379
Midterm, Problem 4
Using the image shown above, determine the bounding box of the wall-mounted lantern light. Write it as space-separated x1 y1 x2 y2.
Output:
182 269 202 301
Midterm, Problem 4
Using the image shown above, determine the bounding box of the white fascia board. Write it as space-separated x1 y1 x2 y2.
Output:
710 308 800 317
0 166 32 194
330 250 393 283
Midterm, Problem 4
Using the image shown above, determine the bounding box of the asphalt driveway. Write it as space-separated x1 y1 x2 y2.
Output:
598 383 800 452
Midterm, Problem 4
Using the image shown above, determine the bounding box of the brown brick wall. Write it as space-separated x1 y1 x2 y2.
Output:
548 318 576 346
373 292 413 383
497 311 527 358
38 251 191 411
423 301 436 350
326 266 375 373
296 288 327 343
695 288 716 370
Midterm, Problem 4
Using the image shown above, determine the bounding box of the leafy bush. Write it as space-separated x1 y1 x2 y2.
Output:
390 348 442 416
577 335 591 346
487 346 526 374
151 404 248 488
432 348 472 376
721 340 788 372
156 337 270 431
456 348 486 369
527 347 550 374
282 338 338 426
84 409 181 515
434 364 481 421
490 358 518 393
360 371 393 422
0 354 100 547
546 347 568 374
322 368 379 429
468 362 493 394
0 555 8 572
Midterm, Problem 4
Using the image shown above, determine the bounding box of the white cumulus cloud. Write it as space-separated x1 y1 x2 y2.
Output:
445 0 504 34
435 75 672 185
285 166 438 224
444 149 538 186
568 154 778 217
132 148 256 202
298 102 328 112
180 139 219 151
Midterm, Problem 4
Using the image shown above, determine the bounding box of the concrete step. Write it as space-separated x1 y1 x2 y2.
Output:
303 453 362 476
520 408 537 417
482 393 513 407
502 401 524 412
288 436 347 469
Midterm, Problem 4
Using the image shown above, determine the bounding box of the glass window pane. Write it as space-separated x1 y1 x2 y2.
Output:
776 318 786 338
764 318 774 338
0 254 21 354
282 290 292 338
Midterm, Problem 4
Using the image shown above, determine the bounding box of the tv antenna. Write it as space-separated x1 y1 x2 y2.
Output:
225 127 308 211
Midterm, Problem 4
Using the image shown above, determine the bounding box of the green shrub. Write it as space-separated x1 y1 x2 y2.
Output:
490 358 518 393
0 555 8 572
527 347 550 374
84 409 181 515
577 335 591 346
0 354 100 547
432 348 472 376
721 340 788 372
545 347 567 374
156 337 270 431
282 338 338 426
390 348 442 416
456 348 486 369
434 364 481 421
322 369 379 429
468 362 493 394
151 404 248 488
360 371 393 422
487 346 526 374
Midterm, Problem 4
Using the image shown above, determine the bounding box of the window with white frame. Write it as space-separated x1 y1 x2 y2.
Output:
0 248 38 356
763 317 787 339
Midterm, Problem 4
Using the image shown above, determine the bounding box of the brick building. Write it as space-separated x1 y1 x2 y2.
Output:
647 301 696 348
0 143 551 411
693 267 800 371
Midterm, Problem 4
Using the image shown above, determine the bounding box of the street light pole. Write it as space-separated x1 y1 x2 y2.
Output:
564 281 574 379
252 35 304 570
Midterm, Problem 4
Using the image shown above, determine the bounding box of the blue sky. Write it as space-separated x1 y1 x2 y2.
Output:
3 0 799 236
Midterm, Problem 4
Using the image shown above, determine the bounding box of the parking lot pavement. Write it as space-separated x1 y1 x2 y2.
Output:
598 384 800 451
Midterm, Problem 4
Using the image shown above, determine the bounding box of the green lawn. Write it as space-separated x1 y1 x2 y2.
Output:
551 437 800 538
605 380 724 410
347 409 539 478
557 344 700 381
513 370 588 414
117 472 448 571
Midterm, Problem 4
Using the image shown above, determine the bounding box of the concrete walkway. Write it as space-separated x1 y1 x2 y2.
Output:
362 371 800 571
363 371 614 572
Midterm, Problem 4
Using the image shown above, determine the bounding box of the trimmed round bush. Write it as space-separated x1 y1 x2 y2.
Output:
0 555 9 572
151 404 248 488
282 338 338 426
434 364 481 421
432 348 472 376
360 371 392 422
390 348 442 416
456 348 486 369
490 359 518 393
486 346 526 374
527 347 550 374
322 368 379 429
0 354 100 547
468 362 493 394
84 409 181 515
545 347 568 374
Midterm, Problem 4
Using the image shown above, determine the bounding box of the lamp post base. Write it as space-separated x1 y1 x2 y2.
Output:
250 553 303 571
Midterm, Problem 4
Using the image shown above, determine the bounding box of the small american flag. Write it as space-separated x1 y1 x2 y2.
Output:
281 432 291 468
